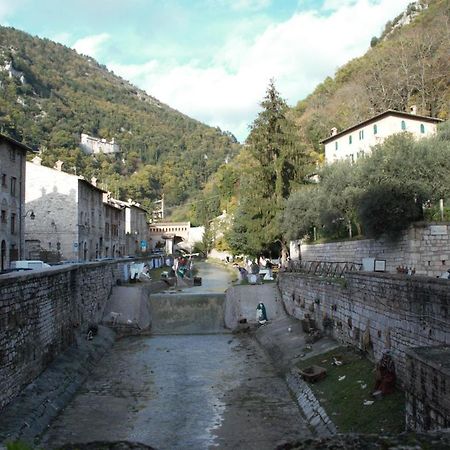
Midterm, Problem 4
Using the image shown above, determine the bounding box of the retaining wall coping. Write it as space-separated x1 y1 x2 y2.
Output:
405 346 450 377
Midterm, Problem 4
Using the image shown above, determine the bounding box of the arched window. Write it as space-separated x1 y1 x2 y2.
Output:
420 123 425 134
401 120 406 130
373 124 378 135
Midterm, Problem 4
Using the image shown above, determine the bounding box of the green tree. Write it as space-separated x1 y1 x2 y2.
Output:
229 80 312 259
358 184 424 239
283 186 321 241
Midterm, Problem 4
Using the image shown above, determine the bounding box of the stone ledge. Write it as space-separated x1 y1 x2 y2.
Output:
286 369 337 437
0 326 116 445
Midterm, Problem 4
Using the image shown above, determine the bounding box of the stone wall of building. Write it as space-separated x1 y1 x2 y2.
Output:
405 346 450 431
0 261 127 410
290 223 450 278
278 271 450 382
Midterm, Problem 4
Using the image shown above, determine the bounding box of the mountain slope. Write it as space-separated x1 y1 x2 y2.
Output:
0 26 240 209
292 0 449 154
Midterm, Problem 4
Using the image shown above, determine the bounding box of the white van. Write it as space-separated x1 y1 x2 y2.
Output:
11 260 52 270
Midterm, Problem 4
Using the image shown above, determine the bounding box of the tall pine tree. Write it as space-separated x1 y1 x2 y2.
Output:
228 80 312 260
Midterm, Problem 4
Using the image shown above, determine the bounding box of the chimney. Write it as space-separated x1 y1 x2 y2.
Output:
330 127 338 136
410 105 417 115
54 160 64 171
91 177 97 186
32 155 42 165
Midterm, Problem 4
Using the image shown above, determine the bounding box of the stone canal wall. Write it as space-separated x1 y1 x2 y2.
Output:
224 284 284 329
278 271 450 382
0 260 132 411
290 223 450 277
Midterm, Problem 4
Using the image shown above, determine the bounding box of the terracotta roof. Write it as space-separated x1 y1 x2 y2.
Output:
321 110 443 144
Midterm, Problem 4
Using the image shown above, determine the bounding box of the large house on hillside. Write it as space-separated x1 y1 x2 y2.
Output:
0 134 33 270
322 108 443 164
80 133 120 155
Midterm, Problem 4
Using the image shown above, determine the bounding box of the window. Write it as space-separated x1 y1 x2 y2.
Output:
373 124 378 135
1 174 6 187
335 141 338 151
401 120 406 130
349 135 352 144
420 123 425 134
9 148 15 162
10 213 16 234
1 210 6 224
359 130 364 140
10 177 16 196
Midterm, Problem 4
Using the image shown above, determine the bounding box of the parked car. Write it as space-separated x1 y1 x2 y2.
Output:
10 260 52 270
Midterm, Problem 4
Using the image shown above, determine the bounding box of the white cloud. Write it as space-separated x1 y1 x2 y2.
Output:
51 32 72 46
215 0 272 11
73 33 110 58
0 0 23 22
322 0 358 11
109 0 412 142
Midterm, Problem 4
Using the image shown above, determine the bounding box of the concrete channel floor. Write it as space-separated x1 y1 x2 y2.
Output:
39 262 313 449
40 333 311 449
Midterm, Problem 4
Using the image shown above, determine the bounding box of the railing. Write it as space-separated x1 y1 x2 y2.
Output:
287 260 362 278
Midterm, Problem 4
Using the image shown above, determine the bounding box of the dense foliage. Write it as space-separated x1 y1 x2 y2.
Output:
0 26 240 213
226 81 314 258
283 121 450 241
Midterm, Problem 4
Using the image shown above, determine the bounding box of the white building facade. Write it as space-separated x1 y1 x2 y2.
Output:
80 133 120 155
322 110 442 164
25 159 106 261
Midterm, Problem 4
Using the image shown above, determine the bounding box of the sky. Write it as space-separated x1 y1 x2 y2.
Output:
0 0 412 142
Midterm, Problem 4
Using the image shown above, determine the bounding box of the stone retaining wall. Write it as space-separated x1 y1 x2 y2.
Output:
290 223 450 277
285 369 337 436
0 260 132 411
278 272 450 382
0 326 115 443
405 346 450 431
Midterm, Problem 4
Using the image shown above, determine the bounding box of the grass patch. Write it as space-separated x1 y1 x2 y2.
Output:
297 347 405 434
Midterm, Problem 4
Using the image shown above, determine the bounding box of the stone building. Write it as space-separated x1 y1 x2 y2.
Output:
0 134 33 270
102 195 125 258
80 133 120 155
111 198 149 256
322 108 442 164
25 158 106 261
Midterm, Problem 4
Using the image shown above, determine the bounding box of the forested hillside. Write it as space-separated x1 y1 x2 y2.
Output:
0 26 240 211
293 0 449 154
219 0 450 258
